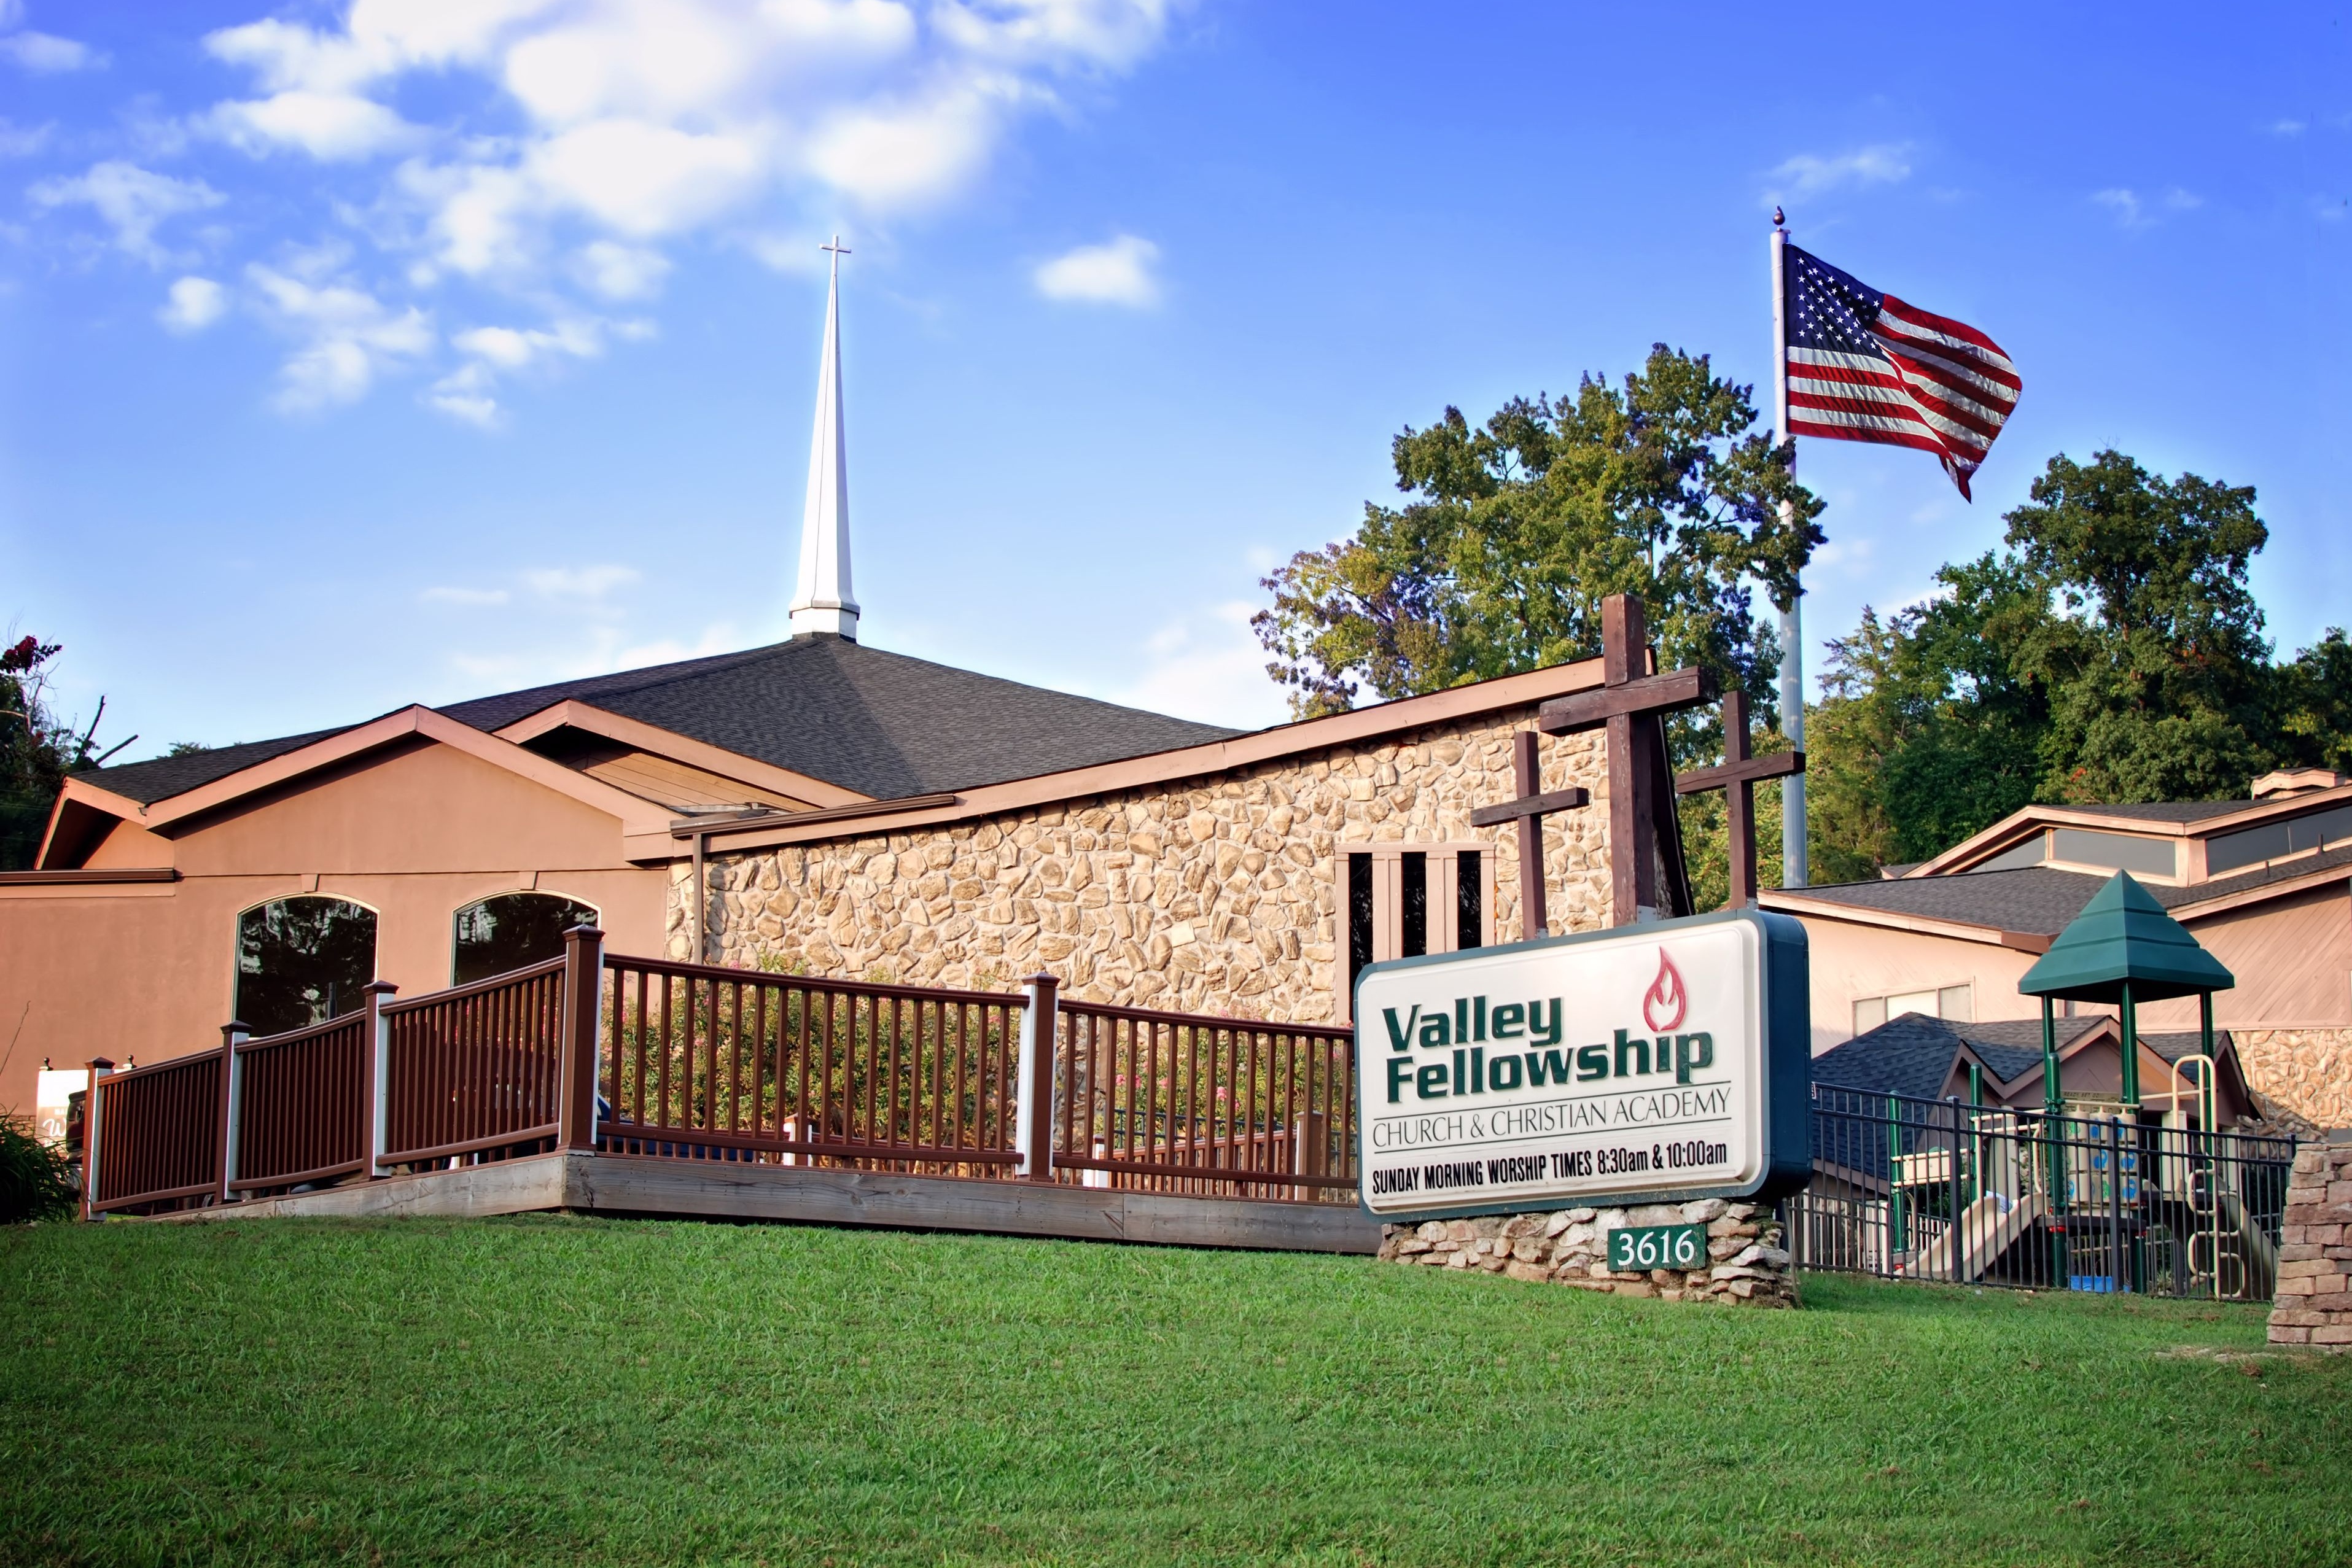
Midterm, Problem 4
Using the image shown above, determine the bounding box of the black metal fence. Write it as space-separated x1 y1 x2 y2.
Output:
1781 1086 2296 1301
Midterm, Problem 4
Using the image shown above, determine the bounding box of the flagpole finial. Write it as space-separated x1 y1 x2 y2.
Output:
1772 206 1785 229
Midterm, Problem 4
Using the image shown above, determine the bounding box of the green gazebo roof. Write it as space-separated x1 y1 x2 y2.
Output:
2018 871 2235 1004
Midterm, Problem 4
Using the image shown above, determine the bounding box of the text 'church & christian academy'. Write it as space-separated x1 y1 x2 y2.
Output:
6 257 2350 1133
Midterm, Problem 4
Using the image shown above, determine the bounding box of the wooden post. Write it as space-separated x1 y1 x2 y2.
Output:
1535 594 1715 927
1468 732 1589 942
559 925 606 1154
1603 595 1656 924
1512 731 1547 938
1673 689 1806 909
1018 972 1060 1182
360 982 398 1178
215 1021 249 1207
80 1057 114 1221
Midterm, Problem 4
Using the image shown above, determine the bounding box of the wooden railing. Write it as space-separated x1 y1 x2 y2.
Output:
231 1011 369 1194
598 955 1028 1176
1053 999 1357 1202
382 957 570 1166
84 1047 224 1214
78 933 1365 1214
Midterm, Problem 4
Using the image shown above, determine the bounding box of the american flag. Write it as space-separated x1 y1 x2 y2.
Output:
1782 244 2019 499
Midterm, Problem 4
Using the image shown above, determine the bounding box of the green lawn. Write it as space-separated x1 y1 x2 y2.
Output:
2 1216 2346 1567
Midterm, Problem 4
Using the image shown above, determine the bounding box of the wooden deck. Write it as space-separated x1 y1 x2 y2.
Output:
163 1152 1384 1255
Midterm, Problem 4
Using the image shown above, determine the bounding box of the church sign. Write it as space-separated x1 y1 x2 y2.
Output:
1353 910 1811 1221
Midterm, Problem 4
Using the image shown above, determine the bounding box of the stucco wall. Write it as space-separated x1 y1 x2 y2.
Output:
694 713 1612 1023
0 740 665 1120
1784 916 2044 1055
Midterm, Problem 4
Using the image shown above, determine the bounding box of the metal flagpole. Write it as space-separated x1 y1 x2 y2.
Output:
1771 210 1807 888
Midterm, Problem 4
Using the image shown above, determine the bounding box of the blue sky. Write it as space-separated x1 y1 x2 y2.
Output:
2 1 2345 763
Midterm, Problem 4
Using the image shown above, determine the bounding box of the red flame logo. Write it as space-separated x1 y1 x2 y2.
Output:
1641 949 1687 1033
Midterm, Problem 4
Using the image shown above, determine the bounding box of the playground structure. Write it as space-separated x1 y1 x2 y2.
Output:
1789 1084 2294 1298
1785 872 2299 1300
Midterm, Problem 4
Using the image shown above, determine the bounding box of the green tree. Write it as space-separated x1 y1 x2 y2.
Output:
1806 449 2351 877
1253 346 1823 730
0 635 128 869
1255 347 1823 906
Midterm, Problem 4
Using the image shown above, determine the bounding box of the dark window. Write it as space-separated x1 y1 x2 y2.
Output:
1400 852 1427 958
1347 852 1374 995
2208 802 2352 875
2050 828 2176 877
1457 849 1483 949
453 892 599 985
236 897 378 1036
1976 834 2047 872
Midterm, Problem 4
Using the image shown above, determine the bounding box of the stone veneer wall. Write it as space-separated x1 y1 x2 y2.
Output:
686 712 1610 1023
2268 1139 2352 1350
1376 1200 1797 1305
2232 1029 2352 1131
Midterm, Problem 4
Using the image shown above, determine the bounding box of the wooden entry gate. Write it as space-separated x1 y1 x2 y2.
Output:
77 928 1360 1221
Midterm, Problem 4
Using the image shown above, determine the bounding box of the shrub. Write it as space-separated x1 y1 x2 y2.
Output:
0 1114 79 1223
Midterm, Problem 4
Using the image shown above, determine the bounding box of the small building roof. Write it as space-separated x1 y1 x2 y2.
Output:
1811 1012 2256 1124
1810 1014 2105 1101
2019 872 2235 1003
1765 843 2352 939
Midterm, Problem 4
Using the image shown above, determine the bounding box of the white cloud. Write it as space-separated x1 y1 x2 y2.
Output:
207 91 422 160
203 0 1172 280
1808 535 1877 578
2092 185 2200 230
2271 118 2306 136
0 30 103 73
421 584 512 606
571 238 670 299
28 161 224 266
1764 143 1912 203
159 275 227 333
1112 599 1286 729
246 262 434 411
2092 188 2143 225
430 314 636 427
1034 233 1160 306
524 564 640 600
426 362 503 427
0 118 49 158
444 618 738 687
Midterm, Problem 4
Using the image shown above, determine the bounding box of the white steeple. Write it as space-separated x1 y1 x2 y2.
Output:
789 236 859 640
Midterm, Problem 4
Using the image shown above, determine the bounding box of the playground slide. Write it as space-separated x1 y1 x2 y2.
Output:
1902 1192 2043 1283
2217 1192 2279 1296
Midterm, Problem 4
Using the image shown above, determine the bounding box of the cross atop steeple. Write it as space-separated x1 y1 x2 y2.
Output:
790 235 860 640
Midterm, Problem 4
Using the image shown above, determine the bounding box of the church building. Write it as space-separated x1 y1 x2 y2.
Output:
2 250 1641 1124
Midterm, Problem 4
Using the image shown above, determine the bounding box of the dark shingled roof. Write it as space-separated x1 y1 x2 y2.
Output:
1786 845 2352 936
72 727 358 806
2050 800 2254 824
1812 1013 2106 1100
77 637 1245 808
1806 1011 2107 1100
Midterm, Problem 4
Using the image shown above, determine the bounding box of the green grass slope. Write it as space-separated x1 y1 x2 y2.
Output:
2 1216 2346 1567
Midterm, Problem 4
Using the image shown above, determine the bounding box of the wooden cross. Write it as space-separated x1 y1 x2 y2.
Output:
1470 730 1589 940
1535 594 1716 927
1674 689 1805 910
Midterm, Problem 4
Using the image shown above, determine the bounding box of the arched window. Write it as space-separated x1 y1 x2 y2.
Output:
452 892 599 985
236 897 379 1036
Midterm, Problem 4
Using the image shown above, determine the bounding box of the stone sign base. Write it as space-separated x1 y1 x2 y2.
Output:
2269 1141 2352 1351
1377 1199 1797 1306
